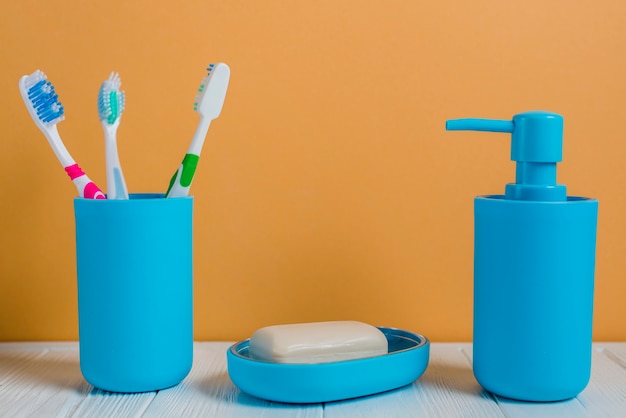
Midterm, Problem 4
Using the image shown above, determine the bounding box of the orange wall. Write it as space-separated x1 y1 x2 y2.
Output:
1 1 625 342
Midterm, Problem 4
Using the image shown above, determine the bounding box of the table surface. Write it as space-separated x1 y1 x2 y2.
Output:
1 342 625 417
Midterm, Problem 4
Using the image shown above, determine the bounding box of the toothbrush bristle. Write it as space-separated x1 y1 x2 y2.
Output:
23 70 65 125
193 64 215 112
98 72 125 124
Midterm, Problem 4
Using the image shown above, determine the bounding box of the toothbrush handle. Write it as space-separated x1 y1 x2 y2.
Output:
165 153 199 198
65 164 106 199
104 136 129 200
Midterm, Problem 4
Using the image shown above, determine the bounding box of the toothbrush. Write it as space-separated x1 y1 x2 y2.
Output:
165 63 230 198
18 70 105 199
98 72 128 199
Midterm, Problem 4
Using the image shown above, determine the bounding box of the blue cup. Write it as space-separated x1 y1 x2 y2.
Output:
74 194 193 393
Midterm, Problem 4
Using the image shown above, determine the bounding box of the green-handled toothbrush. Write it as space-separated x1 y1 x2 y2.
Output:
166 63 230 198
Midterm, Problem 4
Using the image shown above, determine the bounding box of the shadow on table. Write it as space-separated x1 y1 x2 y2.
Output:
412 357 495 400
195 371 322 409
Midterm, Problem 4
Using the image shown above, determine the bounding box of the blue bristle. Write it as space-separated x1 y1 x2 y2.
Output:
28 78 64 124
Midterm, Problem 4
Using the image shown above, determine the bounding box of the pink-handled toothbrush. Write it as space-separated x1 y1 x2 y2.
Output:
19 70 105 199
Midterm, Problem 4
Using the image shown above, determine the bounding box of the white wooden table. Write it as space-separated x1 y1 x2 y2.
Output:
1 342 625 417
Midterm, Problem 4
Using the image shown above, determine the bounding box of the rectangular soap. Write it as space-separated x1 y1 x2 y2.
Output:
248 320 388 364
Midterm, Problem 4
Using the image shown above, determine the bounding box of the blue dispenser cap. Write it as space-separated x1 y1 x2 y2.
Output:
446 111 567 201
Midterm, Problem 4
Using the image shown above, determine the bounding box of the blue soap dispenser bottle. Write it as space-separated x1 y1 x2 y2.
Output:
446 111 598 402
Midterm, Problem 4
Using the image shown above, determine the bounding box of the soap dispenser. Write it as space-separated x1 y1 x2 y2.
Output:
446 111 598 402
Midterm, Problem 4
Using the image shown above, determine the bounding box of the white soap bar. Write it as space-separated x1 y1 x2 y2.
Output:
248 321 388 364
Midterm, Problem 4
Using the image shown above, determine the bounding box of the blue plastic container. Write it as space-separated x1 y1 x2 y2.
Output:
447 112 599 401
74 194 193 393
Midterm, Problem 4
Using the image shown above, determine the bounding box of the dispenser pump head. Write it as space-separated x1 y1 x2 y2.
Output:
446 110 567 201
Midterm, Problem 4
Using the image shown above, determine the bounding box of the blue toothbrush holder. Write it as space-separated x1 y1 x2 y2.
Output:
447 111 599 401
74 193 193 393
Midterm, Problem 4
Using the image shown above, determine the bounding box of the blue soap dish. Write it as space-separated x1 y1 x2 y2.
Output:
227 327 429 403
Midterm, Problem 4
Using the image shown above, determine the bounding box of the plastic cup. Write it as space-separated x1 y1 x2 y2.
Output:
74 194 193 393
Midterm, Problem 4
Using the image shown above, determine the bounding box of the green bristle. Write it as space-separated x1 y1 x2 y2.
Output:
108 91 118 124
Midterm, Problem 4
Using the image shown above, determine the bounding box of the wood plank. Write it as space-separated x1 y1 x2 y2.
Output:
0 342 624 417
0 342 78 351
142 342 323 417
0 345 162 417
575 345 626 414
463 344 626 417
0 348 44 385
70 390 157 418
598 342 626 369
324 343 505 418
0 348 91 417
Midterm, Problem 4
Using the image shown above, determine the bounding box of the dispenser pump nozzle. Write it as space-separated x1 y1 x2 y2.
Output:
446 111 567 201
